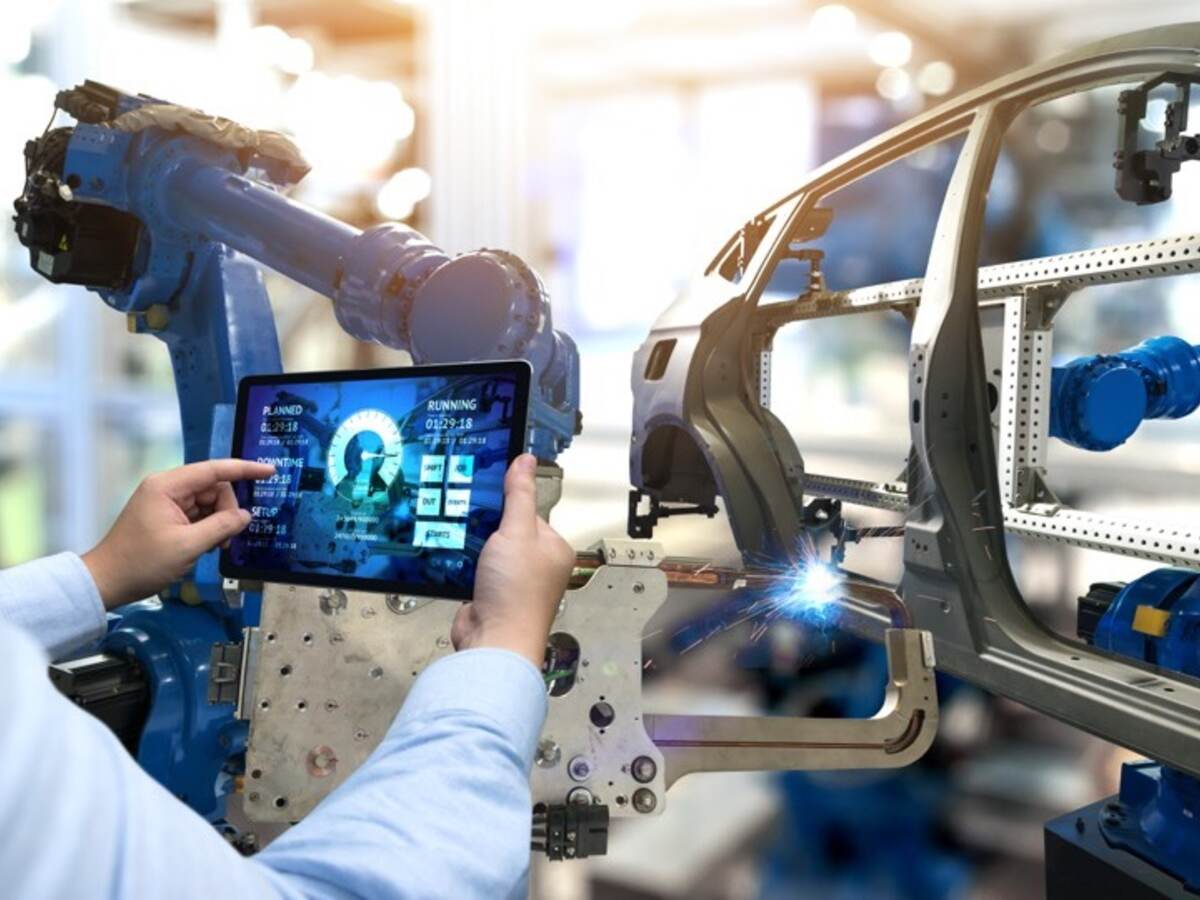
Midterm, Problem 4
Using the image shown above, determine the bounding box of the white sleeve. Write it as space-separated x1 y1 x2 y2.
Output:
0 620 282 899
0 620 547 900
0 552 107 658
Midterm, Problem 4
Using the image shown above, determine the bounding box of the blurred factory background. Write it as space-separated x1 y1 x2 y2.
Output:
4 1 1200 898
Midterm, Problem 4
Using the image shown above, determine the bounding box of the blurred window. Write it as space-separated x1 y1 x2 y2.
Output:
760 131 967 300
0 419 54 567
979 83 1200 361
975 82 1200 630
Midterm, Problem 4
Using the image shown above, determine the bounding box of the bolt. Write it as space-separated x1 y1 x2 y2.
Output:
647 550 655 560
566 787 593 806
307 745 338 777
436 636 450 648
631 756 657 784
387 594 419 614
330 632 344 644
361 606 377 619
1075 817 1086 834
627 549 636 559
248 792 260 802
536 740 561 768
354 729 369 742
633 582 645 594
325 700 339 711
632 788 657 814
319 590 347 615
568 756 592 782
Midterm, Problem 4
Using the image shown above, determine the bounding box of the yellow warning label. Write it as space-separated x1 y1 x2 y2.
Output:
1132 605 1171 638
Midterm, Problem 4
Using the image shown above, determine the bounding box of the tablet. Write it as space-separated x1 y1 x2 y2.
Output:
220 361 531 599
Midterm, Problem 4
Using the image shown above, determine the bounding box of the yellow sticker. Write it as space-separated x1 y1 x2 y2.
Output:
1132 605 1171 638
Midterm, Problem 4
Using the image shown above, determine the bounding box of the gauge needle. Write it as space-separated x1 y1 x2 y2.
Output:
360 451 399 460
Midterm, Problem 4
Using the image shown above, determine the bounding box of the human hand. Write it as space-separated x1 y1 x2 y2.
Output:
82 459 275 610
451 454 575 667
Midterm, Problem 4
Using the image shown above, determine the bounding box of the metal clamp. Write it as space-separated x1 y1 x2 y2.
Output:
644 628 938 784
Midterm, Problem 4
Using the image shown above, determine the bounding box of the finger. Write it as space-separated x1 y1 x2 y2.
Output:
499 454 538 538
182 507 252 555
537 520 576 575
158 459 276 498
195 488 219 507
214 481 238 513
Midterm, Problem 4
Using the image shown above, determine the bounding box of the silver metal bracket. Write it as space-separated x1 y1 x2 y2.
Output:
244 584 455 822
998 286 1062 508
594 537 661 567
222 579 241 609
208 642 242 706
243 544 670 824
241 542 937 826
645 627 938 784
531 539 667 817
207 628 262 719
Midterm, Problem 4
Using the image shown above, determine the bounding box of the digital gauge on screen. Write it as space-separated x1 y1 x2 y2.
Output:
326 408 404 502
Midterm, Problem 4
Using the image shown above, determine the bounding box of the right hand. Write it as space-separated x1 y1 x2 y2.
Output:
451 454 575 667
82 459 275 609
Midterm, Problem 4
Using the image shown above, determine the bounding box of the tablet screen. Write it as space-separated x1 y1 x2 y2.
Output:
220 361 530 599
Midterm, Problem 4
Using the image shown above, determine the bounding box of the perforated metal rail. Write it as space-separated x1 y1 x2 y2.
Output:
772 232 1200 320
804 473 1200 572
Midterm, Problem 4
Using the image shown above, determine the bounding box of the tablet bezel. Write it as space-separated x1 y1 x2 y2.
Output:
219 359 532 599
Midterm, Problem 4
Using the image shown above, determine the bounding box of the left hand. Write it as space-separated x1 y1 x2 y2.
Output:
82 459 275 609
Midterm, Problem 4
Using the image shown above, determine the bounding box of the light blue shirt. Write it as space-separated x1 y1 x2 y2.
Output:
0 552 546 899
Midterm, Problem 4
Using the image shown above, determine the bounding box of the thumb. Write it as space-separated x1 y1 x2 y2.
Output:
184 508 252 555
499 454 538 538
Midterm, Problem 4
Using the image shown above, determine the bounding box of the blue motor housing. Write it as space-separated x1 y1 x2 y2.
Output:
1091 567 1200 677
1099 761 1200 894
1073 568 1200 891
1050 335 1200 451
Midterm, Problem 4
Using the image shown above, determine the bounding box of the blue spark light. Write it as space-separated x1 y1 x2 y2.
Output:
769 561 844 625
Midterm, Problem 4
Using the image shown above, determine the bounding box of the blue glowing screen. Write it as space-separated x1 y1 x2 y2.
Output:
222 365 527 598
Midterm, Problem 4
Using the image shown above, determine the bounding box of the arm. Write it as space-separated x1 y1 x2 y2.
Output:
0 622 545 900
0 454 572 899
257 650 546 900
0 620 282 898
0 552 106 658
0 459 274 659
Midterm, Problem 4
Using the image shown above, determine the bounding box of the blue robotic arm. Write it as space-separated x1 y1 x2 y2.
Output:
17 80 579 465
1049 335 1200 451
13 80 580 827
